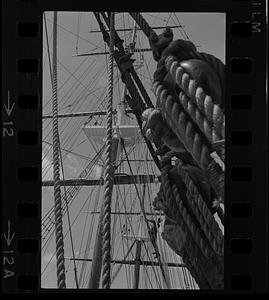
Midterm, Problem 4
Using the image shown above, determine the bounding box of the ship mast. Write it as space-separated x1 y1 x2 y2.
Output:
133 215 146 289
88 88 126 288
88 17 152 289
86 13 172 289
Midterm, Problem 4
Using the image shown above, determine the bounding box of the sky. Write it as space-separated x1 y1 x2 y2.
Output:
42 12 225 289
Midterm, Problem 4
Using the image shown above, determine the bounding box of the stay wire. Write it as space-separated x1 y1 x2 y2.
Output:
58 131 80 289
44 13 53 85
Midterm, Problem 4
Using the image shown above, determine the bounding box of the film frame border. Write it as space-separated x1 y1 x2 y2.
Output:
1 0 267 293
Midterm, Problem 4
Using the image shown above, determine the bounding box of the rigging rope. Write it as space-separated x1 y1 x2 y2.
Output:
58 131 80 289
111 240 136 284
52 12 66 289
101 12 115 289
44 13 53 84
75 12 82 54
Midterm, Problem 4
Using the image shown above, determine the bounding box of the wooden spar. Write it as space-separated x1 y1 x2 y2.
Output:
72 48 151 57
89 25 184 33
133 213 149 288
133 240 142 289
88 206 103 288
42 109 133 119
132 204 144 289
85 211 164 216
110 240 136 284
42 174 160 187
65 257 186 268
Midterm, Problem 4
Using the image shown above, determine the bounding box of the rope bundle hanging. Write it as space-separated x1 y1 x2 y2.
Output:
101 12 115 289
153 46 225 92
52 11 66 289
175 160 224 256
159 161 224 289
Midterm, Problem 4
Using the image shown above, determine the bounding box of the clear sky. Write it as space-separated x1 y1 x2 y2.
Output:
42 12 225 289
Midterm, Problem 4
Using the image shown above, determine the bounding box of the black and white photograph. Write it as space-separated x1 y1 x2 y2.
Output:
41 12 225 289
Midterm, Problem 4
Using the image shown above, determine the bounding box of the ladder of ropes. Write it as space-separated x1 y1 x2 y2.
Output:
51 12 225 289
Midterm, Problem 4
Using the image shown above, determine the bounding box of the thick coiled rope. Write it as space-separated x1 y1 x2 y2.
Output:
156 192 210 289
52 12 66 289
101 12 115 289
153 81 224 200
180 247 211 289
163 166 212 261
155 49 225 90
165 55 225 143
176 160 224 256
172 184 224 289
161 163 223 289
153 163 222 289
191 51 225 86
178 88 223 144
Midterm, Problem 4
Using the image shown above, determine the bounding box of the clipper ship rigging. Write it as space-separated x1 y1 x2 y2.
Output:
42 12 224 289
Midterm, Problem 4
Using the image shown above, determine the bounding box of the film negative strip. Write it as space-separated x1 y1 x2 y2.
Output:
1 0 267 294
